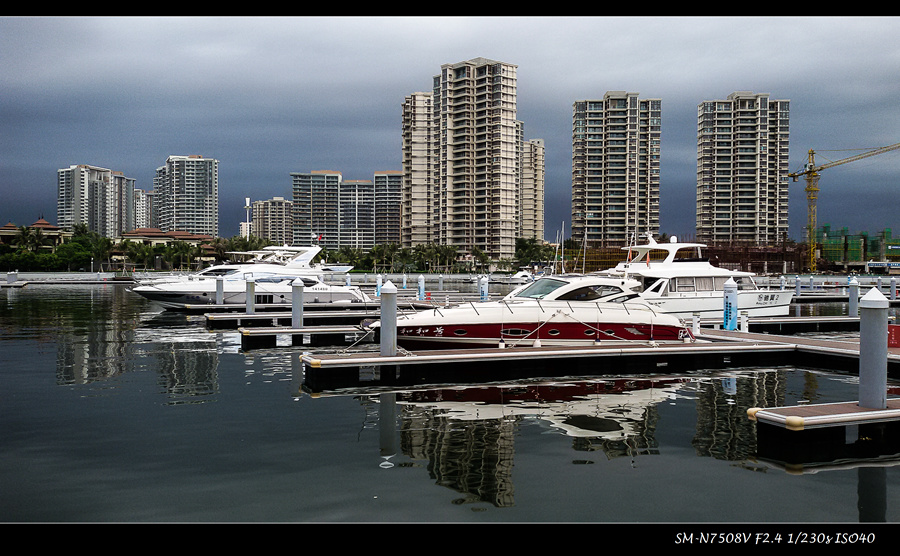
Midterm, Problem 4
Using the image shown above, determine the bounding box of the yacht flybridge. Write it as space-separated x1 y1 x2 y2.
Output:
596 234 792 318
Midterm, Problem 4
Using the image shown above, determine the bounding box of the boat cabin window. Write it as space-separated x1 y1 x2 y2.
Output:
513 278 567 299
695 277 714 291
643 278 668 296
556 285 625 301
674 277 695 292
735 276 757 290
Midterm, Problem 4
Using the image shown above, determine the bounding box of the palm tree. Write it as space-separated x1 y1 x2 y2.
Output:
440 244 459 273
29 228 47 252
13 226 32 251
369 244 386 273
90 236 114 270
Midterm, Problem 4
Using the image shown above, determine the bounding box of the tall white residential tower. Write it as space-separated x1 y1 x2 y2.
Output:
571 92 661 247
154 155 219 237
696 91 790 245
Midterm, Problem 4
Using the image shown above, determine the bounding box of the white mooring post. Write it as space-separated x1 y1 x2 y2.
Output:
859 287 889 409
417 275 425 301
849 278 860 316
380 281 398 357
216 276 224 305
480 276 489 302
723 278 738 331
892 277 897 300
376 274 383 297
692 313 701 336
246 278 256 314
291 280 304 328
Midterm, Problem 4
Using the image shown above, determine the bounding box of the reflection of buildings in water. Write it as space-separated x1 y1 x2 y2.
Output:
51 286 222 402
55 285 148 385
690 368 788 461
378 377 691 507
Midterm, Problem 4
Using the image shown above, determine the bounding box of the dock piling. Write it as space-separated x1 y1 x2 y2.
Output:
850 278 859 316
292 281 304 328
859 287 889 409
246 279 256 314
723 278 737 330
380 281 397 357
216 276 224 305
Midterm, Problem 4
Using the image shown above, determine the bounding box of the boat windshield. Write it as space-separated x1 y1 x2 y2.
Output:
556 285 628 301
198 267 240 277
513 278 568 299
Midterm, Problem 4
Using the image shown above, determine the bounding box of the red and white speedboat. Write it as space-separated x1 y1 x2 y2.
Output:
374 274 693 350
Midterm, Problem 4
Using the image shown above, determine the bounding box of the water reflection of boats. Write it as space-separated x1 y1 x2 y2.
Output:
595 234 793 318
390 377 691 440
370 274 693 349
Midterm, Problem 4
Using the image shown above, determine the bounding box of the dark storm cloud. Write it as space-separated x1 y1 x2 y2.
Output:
1 16 898 239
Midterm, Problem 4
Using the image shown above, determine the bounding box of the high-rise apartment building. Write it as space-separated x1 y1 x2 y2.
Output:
133 188 152 230
374 171 402 246
571 92 661 247
434 57 520 260
57 164 135 238
252 196 293 246
291 170 341 249
520 138 545 241
154 155 219 237
401 91 435 247
340 180 376 249
696 91 790 245
291 170 403 250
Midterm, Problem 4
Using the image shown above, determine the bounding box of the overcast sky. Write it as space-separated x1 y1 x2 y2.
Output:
2 16 898 242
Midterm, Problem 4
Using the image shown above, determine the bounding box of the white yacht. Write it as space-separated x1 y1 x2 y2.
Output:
368 274 693 349
136 245 351 286
131 245 367 310
132 273 371 310
596 234 793 318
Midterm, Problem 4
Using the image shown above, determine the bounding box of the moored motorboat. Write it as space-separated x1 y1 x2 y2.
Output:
369 274 693 349
596 234 793 318
132 273 371 310
490 269 536 285
135 245 351 286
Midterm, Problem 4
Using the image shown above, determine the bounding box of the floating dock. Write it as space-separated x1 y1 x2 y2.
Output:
749 399 900 431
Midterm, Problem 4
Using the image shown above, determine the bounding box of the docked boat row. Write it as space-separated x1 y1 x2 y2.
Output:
131 235 794 349
371 234 793 349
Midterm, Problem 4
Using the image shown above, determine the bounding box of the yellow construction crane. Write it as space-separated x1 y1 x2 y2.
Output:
789 142 900 272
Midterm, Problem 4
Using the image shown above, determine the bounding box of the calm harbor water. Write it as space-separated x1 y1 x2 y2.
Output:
2 282 899 526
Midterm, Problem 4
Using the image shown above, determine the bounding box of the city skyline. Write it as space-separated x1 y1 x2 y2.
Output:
2 16 899 242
